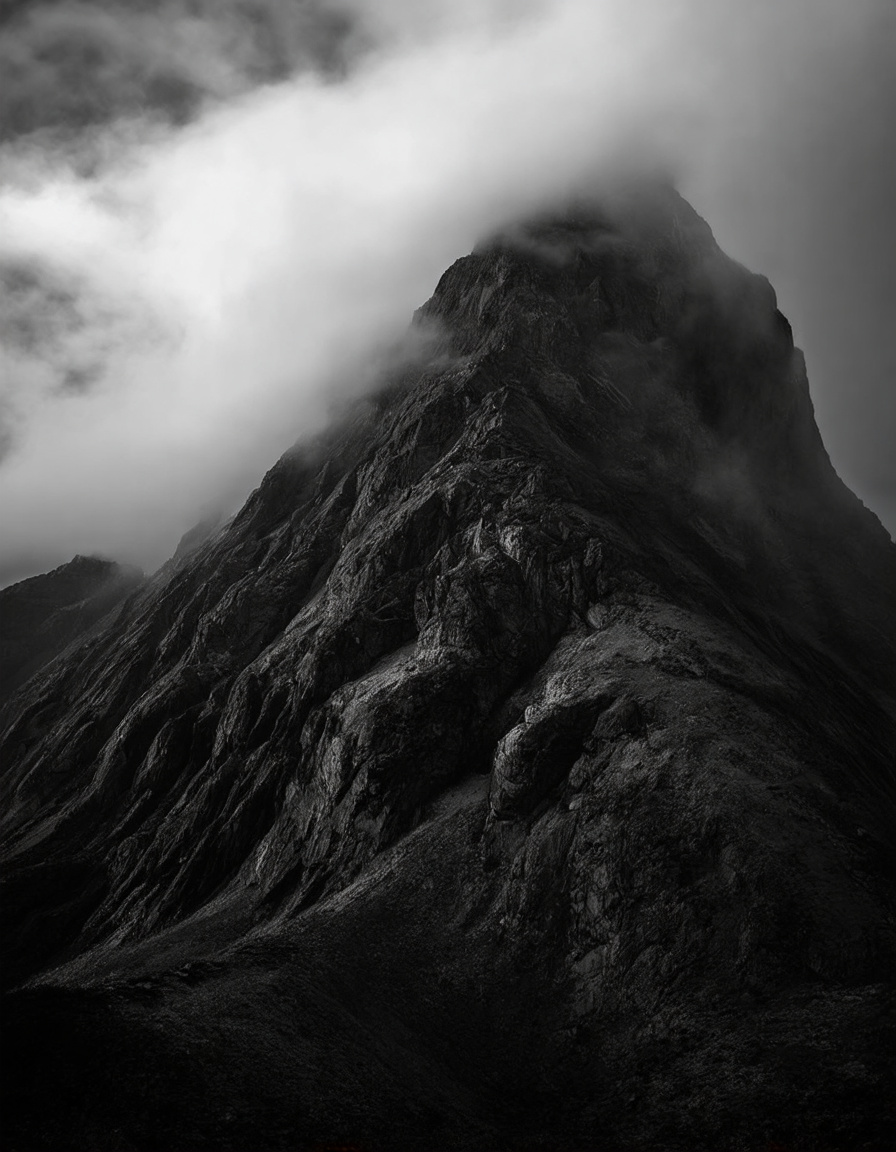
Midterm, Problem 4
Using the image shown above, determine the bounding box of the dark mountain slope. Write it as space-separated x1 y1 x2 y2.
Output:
0 555 144 708
1 183 894 1151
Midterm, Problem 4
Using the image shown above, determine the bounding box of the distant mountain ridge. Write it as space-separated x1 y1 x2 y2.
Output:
1 183 894 1152
0 554 143 707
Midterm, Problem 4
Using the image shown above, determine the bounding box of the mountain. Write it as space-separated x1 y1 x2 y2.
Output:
0 555 144 708
1 183 894 1152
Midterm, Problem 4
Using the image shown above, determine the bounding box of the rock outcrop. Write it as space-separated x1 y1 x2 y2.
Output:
1 183 894 1152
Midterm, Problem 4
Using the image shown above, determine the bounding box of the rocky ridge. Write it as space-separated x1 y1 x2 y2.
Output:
1 183 894 1151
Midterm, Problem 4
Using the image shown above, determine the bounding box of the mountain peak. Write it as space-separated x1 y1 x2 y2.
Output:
2 189 894 1152
417 186 808 463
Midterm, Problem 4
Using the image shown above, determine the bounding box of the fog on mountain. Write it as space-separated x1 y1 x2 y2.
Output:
0 0 894 588
0 5 894 1147
1 182 894 1150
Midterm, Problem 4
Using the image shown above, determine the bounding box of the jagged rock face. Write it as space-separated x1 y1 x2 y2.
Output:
1 185 894 1152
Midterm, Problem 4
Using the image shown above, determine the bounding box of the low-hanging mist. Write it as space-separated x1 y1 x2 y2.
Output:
0 0 893 585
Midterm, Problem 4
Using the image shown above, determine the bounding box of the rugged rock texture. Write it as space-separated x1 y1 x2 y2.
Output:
1 183 894 1151
0 554 143 708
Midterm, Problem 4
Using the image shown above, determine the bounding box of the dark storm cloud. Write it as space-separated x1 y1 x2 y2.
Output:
0 0 362 141
0 260 82 356
0 0 893 586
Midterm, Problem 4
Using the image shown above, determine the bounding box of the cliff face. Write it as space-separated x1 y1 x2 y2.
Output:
1 184 894 1152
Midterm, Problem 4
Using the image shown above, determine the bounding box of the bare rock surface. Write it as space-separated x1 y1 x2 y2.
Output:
1 184 894 1151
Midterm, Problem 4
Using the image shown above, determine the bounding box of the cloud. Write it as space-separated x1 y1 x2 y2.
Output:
0 0 893 584
0 0 363 140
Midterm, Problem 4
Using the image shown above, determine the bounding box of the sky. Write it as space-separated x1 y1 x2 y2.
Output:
0 0 893 586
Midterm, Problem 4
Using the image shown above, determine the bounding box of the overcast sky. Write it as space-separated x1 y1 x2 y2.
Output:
0 0 893 586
